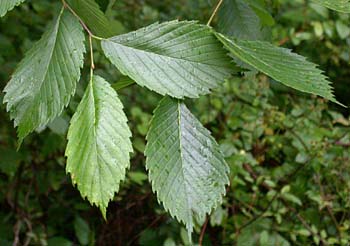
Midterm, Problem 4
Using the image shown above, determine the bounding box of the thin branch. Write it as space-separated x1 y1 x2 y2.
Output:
288 128 310 152
286 203 329 246
207 0 224 26
61 0 97 74
316 173 341 244
237 192 279 232
61 0 104 41
199 216 209 246
242 161 329 245
89 35 95 75
13 220 22 246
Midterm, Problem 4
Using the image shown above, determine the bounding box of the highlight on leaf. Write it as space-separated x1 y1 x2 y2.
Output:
101 20 236 99
0 0 26 17
312 0 350 13
145 96 229 235
65 75 133 218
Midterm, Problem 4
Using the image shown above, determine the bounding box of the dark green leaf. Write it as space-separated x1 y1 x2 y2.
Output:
74 216 90 246
67 0 115 38
215 33 341 105
218 0 263 40
3 9 85 143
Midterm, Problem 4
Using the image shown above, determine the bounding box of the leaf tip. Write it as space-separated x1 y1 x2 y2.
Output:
100 206 107 221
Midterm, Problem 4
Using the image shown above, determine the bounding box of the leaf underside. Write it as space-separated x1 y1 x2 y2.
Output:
145 96 229 233
65 75 133 217
102 20 236 99
0 0 25 17
3 9 85 143
215 33 339 104
312 0 350 13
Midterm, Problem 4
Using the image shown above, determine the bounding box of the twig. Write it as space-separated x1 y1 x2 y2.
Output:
207 0 224 26
61 0 104 41
237 192 279 232
89 35 95 74
13 220 22 246
316 174 341 244
199 216 209 246
61 0 97 74
287 128 310 152
286 204 329 246
334 141 350 147
127 214 165 246
242 162 329 245
279 153 317 185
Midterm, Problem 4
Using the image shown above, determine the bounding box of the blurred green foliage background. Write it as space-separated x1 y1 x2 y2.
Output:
0 0 349 245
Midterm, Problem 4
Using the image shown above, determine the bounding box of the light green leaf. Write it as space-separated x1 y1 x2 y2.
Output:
3 9 85 143
336 20 350 39
145 96 229 234
210 206 228 226
217 0 263 40
66 75 132 217
66 0 115 38
215 33 340 105
0 0 25 17
282 193 302 206
101 20 235 99
312 0 350 13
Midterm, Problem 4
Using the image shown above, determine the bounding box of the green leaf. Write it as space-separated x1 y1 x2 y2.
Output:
66 0 115 38
0 147 22 177
336 20 350 39
112 76 135 91
215 33 340 105
47 237 72 246
65 75 133 217
0 0 25 17
311 0 350 13
217 0 263 40
245 0 275 26
74 216 90 245
101 20 235 99
145 96 229 234
3 9 85 143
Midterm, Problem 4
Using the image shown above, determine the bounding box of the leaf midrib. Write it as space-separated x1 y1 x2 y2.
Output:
37 8 65 94
104 39 226 68
89 77 100 202
176 100 192 226
11 8 64 130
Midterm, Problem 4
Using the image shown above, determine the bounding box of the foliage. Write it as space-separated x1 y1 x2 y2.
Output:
66 75 133 218
3 8 85 143
145 96 229 235
215 34 338 104
312 0 350 13
0 0 349 245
